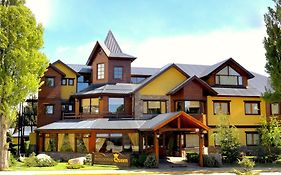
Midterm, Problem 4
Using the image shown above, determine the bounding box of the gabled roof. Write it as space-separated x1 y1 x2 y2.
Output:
67 64 92 74
200 58 255 79
48 64 66 77
133 63 189 93
167 75 218 95
53 60 80 76
86 31 136 66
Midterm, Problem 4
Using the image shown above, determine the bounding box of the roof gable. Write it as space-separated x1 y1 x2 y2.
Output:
200 58 254 79
53 60 80 76
168 75 217 95
48 64 66 77
86 31 136 66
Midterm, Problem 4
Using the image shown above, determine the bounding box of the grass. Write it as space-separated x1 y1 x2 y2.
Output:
8 162 119 171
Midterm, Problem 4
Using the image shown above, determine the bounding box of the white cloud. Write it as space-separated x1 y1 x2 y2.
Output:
53 27 268 76
120 27 268 76
25 0 52 26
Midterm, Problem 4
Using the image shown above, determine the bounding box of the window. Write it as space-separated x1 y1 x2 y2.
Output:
215 66 243 86
97 63 105 80
81 98 99 114
62 104 73 113
108 98 124 113
244 101 260 115
271 103 280 115
246 132 259 146
61 78 67 85
131 77 146 84
44 134 57 152
68 78 74 86
45 77 55 87
75 134 89 153
213 101 230 115
77 76 90 92
176 101 201 114
213 133 220 146
45 104 54 115
114 67 123 80
143 101 166 114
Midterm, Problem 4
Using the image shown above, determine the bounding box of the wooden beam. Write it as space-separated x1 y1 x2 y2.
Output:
198 133 204 167
177 117 181 128
159 128 198 133
154 132 159 165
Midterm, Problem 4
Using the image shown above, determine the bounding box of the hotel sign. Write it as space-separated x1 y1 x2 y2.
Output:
93 152 130 167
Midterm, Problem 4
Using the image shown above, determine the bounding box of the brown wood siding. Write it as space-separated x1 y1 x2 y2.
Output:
108 59 131 83
91 47 109 84
38 67 62 127
170 81 207 112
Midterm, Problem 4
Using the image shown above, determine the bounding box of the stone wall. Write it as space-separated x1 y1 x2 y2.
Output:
42 152 87 161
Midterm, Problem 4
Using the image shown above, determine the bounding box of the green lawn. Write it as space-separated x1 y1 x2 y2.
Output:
9 162 119 171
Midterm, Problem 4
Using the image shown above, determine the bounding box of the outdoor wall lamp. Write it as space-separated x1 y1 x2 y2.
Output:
195 128 199 133
201 134 204 138
156 133 160 139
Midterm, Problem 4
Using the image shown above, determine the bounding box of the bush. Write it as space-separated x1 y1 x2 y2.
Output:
130 154 139 167
66 164 84 169
24 153 57 167
186 152 199 163
138 153 147 167
203 154 222 167
234 156 256 175
144 154 158 168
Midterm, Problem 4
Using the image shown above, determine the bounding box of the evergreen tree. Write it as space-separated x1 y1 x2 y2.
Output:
0 0 48 170
264 0 281 102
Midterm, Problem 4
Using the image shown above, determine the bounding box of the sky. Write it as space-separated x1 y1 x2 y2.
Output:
25 0 274 76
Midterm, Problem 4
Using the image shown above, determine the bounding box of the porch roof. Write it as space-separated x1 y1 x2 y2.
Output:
37 112 209 132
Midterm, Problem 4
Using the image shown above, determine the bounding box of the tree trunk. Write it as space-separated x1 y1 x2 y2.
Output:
0 115 8 170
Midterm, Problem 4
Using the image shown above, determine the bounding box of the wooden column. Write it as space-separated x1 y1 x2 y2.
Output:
139 132 143 152
199 133 204 167
153 132 159 165
89 131 96 153
38 133 44 153
179 133 182 157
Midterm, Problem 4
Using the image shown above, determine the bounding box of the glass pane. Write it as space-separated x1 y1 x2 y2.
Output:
246 134 253 145
214 103 220 114
271 103 279 115
46 77 54 87
253 134 259 145
238 76 243 85
252 103 259 114
215 75 220 84
91 98 99 114
114 67 123 79
245 103 251 114
176 101 184 111
45 105 53 114
220 75 238 85
82 99 91 114
143 102 148 114
161 101 166 113
229 67 240 76
185 101 200 114
147 101 161 114
221 103 228 114
217 67 228 75
109 98 124 113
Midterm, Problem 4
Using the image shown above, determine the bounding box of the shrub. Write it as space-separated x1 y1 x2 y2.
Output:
186 152 199 163
138 153 147 167
203 154 222 167
66 164 84 169
84 154 92 165
130 154 138 167
23 153 57 167
144 154 158 168
234 156 256 175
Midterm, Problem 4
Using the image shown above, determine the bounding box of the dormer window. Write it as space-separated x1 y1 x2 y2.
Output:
215 66 243 86
114 67 123 80
97 63 105 80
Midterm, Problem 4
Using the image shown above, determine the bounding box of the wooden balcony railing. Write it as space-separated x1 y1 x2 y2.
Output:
62 112 134 120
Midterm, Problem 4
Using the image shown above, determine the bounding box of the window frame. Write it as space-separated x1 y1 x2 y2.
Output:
45 77 55 87
113 66 123 80
175 100 202 114
62 104 74 113
44 104 54 115
61 78 67 86
244 101 260 115
97 63 105 80
215 66 243 86
213 100 230 115
143 100 167 114
246 132 260 146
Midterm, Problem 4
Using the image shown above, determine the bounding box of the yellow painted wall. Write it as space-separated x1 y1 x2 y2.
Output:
208 128 258 146
29 133 37 145
139 67 187 95
53 62 77 100
207 96 266 126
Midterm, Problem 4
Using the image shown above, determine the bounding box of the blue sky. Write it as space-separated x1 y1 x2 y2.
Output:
26 0 273 75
